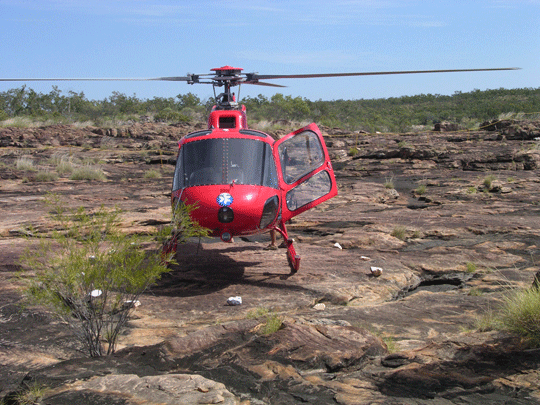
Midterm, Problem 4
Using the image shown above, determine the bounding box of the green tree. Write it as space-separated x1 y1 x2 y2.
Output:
177 92 201 108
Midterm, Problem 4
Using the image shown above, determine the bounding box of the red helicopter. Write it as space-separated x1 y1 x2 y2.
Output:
1 65 519 272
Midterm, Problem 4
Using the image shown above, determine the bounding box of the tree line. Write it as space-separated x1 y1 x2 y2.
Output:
1 85 539 133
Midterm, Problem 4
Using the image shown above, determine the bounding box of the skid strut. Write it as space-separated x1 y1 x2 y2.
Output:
272 221 300 273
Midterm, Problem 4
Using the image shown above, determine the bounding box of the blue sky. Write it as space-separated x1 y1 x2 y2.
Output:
0 0 538 103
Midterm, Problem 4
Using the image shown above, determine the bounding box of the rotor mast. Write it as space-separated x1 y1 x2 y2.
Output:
211 66 243 110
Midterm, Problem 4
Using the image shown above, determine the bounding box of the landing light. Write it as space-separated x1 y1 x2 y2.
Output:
218 206 234 223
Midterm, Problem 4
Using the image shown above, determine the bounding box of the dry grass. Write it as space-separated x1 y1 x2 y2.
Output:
15 157 36 171
69 165 106 181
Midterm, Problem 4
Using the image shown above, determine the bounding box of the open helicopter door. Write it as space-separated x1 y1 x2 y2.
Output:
274 123 338 221
272 123 338 272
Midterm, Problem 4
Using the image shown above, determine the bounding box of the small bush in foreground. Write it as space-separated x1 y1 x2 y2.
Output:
19 194 206 357
247 306 283 335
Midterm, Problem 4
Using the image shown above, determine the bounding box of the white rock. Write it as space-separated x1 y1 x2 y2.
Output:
226 296 242 306
123 300 141 309
313 303 326 311
370 267 383 277
90 289 102 298
334 242 343 250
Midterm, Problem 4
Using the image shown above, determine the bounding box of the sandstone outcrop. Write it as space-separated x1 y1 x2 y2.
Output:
1 120 540 403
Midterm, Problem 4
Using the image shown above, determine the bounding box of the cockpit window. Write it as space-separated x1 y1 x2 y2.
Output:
173 138 278 190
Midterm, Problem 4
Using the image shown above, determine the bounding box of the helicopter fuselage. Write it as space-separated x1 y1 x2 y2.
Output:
171 107 338 270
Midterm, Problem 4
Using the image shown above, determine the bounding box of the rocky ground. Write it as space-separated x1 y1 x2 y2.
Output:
1 120 540 404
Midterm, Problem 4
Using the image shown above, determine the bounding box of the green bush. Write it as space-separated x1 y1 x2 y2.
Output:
19 194 207 357
55 157 75 175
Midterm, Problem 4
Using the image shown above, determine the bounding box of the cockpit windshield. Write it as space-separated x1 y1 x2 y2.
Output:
173 138 278 190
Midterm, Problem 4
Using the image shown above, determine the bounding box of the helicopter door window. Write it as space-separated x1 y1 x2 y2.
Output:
285 170 332 211
277 131 325 184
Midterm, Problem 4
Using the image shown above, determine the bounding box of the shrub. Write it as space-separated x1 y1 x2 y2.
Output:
348 147 359 157
11 381 47 405
247 306 283 335
19 194 207 357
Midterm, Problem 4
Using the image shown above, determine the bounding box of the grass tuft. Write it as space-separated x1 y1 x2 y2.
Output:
55 157 75 175
466 262 477 273
391 225 407 241
70 165 106 181
143 168 162 179
483 174 496 189
34 171 59 182
16 157 36 171
498 288 540 346
261 313 283 335
415 184 427 195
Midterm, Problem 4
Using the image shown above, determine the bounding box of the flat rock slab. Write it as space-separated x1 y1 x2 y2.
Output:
42 374 239 405
2 122 540 403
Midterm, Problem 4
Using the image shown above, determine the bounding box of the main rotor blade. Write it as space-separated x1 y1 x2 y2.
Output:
243 81 286 88
250 67 520 81
0 77 193 82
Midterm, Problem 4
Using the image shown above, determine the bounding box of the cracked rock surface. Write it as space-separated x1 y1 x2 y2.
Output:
1 121 540 404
